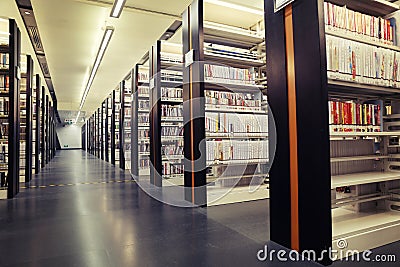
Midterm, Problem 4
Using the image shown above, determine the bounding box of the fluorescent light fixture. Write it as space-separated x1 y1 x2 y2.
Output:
110 0 127 18
79 26 114 110
74 110 81 124
204 0 263 15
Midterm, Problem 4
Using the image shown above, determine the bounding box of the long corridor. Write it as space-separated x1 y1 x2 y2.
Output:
0 150 271 267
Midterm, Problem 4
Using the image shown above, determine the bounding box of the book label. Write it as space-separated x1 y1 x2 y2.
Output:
185 49 194 68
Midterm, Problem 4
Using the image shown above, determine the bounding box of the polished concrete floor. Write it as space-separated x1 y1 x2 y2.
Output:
0 150 398 267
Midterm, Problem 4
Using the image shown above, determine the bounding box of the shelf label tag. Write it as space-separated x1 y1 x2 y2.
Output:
16 66 21 80
275 0 295 12
185 50 195 68
149 78 155 89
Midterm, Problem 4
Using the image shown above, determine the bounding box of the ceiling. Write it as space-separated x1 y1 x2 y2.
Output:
24 0 264 115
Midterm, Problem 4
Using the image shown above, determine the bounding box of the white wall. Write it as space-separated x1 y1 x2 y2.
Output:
56 124 82 149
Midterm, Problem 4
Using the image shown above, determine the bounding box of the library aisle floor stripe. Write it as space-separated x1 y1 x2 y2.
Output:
20 179 135 190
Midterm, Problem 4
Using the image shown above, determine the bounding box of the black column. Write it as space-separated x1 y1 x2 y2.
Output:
45 95 49 164
101 102 104 160
265 0 332 264
35 74 40 174
149 41 162 187
7 19 21 199
41 86 45 167
182 0 207 206
131 65 139 177
105 97 109 162
111 90 116 165
119 81 125 169
25 55 33 182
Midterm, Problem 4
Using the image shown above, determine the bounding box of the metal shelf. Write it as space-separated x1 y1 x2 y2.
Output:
325 28 400 52
331 171 400 189
328 79 400 99
204 22 264 49
207 159 269 166
330 131 400 137
330 155 389 163
206 133 268 139
204 52 264 68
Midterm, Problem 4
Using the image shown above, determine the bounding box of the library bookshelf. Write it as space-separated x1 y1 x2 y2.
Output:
149 40 185 187
264 0 400 263
182 0 268 206
131 63 151 177
19 55 34 183
33 74 41 174
324 1 400 256
0 19 21 200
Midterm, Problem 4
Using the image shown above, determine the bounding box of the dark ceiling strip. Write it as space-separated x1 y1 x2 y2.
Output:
15 0 61 123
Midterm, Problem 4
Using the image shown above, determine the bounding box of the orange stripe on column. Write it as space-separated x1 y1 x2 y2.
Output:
188 7 195 204
284 4 300 251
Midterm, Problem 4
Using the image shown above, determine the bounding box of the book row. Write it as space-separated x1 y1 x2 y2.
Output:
205 90 261 109
205 112 268 134
138 114 149 124
161 104 183 118
0 53 9 69
138 86 149 97
324 2 395 44
328 100 381 133
0 124 8 139
163 162 184 176
327 35 400 87
161 87 183 99
138 72 149 83
0 76 9 90
204 64 256 85
0 98 9 116
162 141 184 157
138 129 150 138
139 158 150 168
206 140 269 162
161 70 182 83
0 145 7 164
139 100 150 110
162 126 183 137
139 143 150 153
161 52 183 64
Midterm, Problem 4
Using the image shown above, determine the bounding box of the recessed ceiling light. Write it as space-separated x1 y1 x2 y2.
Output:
24 11 31 15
